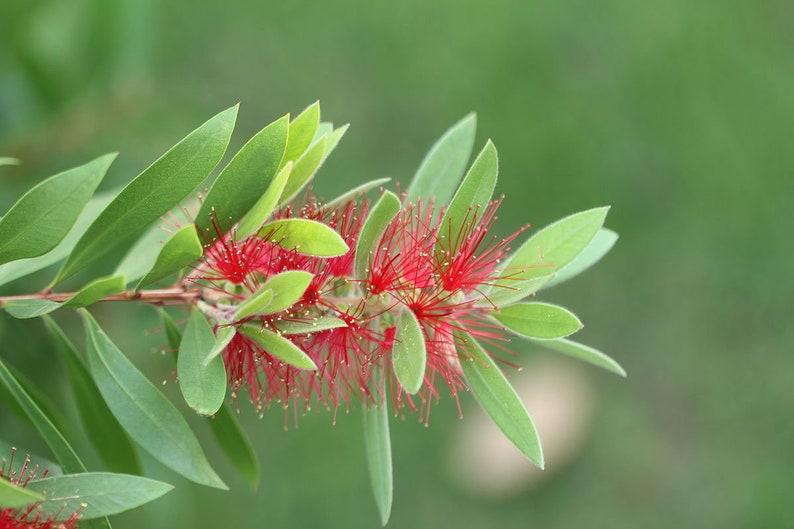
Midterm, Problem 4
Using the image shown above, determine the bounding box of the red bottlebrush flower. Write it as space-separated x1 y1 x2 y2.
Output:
0 450 82 529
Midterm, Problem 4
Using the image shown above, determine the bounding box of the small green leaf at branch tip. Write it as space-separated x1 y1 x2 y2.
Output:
238 325 317 370
355 190 401 279
492 302 583 340
456 332 544 468
64 274 126 308
0 153 115 266
278 135 327 204
259 218 349 257
136 224 202 289
26 472 173 520
282 101 320 167
178 308 227 416
391 308 426 394
234 270 313 320
542 228 618 290
0 475 44 509
532 338 626 377
235 161 293 239
203 325 237 365
362 388 393 526
408 113 477 205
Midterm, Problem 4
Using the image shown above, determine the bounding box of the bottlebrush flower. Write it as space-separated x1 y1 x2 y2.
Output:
0 450 82 529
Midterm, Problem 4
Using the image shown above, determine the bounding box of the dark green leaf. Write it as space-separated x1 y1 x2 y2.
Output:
391 308 426 394
207 403 260 491
137 225 202 289
56 106 238 282
457 332 544 468
27 472 172 520
43 316 141 475
81 310 227 489
407 113 477 205
195 113 289 233
362 389 392 526
355 191 401 279
0 476 43 509
238 325 317 370
235 161 293 239
178 308 227 416
233 270 313 320
324 177 390 210
0 357 86 474
0 154 115 266
492 302 583 340
259 218 349 257
531 338 626 377
542 228 618 289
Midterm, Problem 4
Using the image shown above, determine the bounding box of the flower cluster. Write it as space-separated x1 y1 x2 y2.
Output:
191 191 527 423
0 451 81 529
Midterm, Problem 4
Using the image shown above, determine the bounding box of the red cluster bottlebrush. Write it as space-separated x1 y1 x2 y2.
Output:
190 192 527 423
0 451 81 529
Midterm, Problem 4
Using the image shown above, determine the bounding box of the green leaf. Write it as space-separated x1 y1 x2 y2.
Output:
0 475 44 509
208 403 260 491
362 391 392 526
43 316 141 475
234 270 313 320
195 113 289 233
56 106 238 283
439 140 498 254
2 299 62 319
274 316 348 335
278 135 327 204
0 154 115 266
0 157 21 167
355 191 401 279
159 308 183 351
259 218 349 257
0 191 116 288
281 101 320 167
81 310 227 489
64 274 126 307
0 440 62 477
492 207 610 291
391 308 426 394
27 473 172 520
178 308 227 416
136 225 202 289
542 228 618 289
457 332 544 468
480 274 556 308
238 325 317 370
203 325 237 365
0 357 86 474
318 124 349 165
492 302 582 340
531 338 626 377
407 113 477 205
324 177 391 210
235 161 293 239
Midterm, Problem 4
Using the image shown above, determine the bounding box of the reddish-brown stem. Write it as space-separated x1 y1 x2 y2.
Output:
0 287 208 306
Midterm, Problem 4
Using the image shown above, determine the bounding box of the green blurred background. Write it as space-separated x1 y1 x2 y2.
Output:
1 0 792 527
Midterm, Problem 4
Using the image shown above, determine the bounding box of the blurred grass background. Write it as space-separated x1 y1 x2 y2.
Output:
1 0 792 527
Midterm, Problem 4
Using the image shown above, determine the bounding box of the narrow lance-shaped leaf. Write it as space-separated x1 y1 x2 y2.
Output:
324 177 391 211
542 228 618 290
456 331 544 468
64 274 126 308
0 474 44 509
81 310 227 489
355 191 401 280
238 325 317 370
362 378 393 526
391 308 426 394
492 302 583 340
43 316 141 475
2 299 62 319
281 101 320 168
530 338 626 377
0 358 86 474
195 113 289 233
0 153 115 266
407 113 477 205
27 473 173 521
259 218 348 257
203 325 237 365
278 135 327 205
178 308 227 416
477 274 556 309
137 225 202 289
2 362 71 437
208 403 260 491
56 105 238 283
233 270 313 320
273 316 348 335
235 161 293 239
318 123 349 165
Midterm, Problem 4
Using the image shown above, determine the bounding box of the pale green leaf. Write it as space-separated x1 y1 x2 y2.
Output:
542 228 618 289
65 274 126 308
234 270 313 320
278 136 327 204
492 302 582 340
530 338 626 376
203 325 237 365
56 105 238 282
355 191 401 279
259 218 349 257
82 310 227 489
27 473 172 520
407 113 477 204
391 308 426 394
195 113 289 233
362 385 392 526
457 332 544 468
274 316 348 335
0 475 44 509
2 299 62 319
480 274 556 308
0 153 115 266
178 308 227 416
238 325 317 370
324 177 390 210
281 101 320 167
136 225 202 289
319 124 349 165
235 161 293 239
